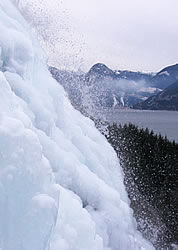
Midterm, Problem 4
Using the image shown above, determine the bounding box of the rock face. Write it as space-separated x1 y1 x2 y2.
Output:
134 81 178 110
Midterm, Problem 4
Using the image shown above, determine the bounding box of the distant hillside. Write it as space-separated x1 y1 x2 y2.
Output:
133 81 178 111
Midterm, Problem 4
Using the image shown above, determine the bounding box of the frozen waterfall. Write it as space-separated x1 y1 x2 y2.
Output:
0 1 154 249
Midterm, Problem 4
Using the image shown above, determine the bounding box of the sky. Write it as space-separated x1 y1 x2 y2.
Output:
19 0 178 72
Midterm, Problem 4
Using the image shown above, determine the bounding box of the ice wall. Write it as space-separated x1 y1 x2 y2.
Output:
0 1 154 249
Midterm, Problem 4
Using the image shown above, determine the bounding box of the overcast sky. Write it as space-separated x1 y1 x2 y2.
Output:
19 0 178 72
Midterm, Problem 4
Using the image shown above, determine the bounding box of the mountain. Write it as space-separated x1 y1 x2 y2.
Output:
85 63 163 108
0 1 154 250
133 81 178 110
85 63 153 82
50 63 178 112
86 63 178 89
50 64 162 113
150 64 178 89
86 63 115 80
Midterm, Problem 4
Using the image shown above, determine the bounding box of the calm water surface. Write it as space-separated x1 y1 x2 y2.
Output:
97 109 178 142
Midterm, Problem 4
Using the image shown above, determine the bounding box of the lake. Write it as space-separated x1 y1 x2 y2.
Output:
96 109 178 142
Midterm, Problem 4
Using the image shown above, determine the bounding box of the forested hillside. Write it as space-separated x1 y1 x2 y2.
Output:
95 121 178 249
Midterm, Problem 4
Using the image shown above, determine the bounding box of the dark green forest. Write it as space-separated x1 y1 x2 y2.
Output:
95 120 178 249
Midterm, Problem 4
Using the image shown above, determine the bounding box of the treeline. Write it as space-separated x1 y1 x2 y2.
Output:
95 121 178 249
